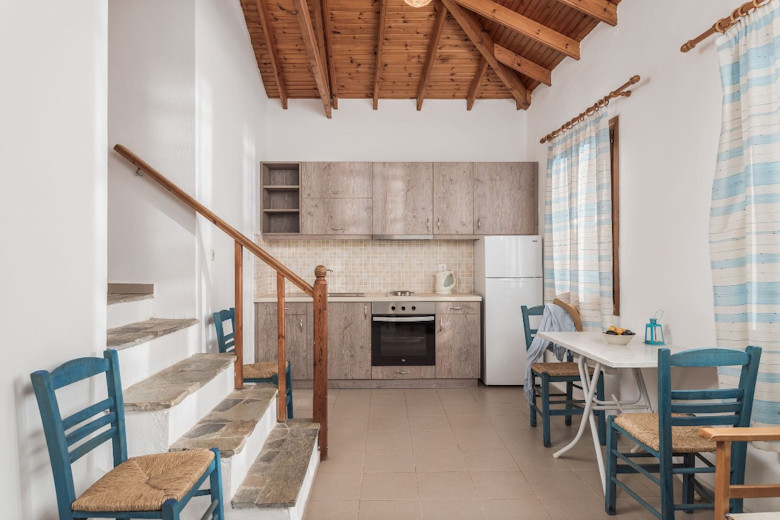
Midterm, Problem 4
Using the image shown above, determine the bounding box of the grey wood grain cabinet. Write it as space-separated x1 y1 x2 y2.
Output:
435 302 480 378
300 162 373 235
372 162 434 235
255 302 312 380
433 162 474 235
328 302 371 379
473 162 538 235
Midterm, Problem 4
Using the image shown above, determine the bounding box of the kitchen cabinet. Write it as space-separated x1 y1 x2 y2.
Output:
435 302 480 379
473 163 538 235
372 162 433 235
261 163 301 235
255 302 312 380
433 162 474 235
328 302 372 379
300 162 373 236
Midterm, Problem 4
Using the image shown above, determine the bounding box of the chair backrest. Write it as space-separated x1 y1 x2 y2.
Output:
30 350 127 520
521 304 545 351
213 307 236 354
657 346 762 482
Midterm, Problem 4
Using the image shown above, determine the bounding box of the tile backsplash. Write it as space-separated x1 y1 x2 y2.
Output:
254 235 475 296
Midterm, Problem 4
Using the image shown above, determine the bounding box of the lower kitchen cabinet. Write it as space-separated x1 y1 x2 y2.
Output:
255 302 312 380
435 302 480 379
328 302 371 379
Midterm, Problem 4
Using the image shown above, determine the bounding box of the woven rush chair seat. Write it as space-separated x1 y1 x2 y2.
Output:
530 361 595 378
243 360 289 380
72 450 215 512
614 413 716 453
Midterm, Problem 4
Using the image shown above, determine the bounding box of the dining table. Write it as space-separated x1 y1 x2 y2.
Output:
536 330 687 493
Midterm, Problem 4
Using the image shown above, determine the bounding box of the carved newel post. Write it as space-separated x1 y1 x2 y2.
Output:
312 265 329 460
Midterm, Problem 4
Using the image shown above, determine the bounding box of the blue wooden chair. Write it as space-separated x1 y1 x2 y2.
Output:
213 307 293 418
30 349 225 520
605 346 762 519
522 304 606 448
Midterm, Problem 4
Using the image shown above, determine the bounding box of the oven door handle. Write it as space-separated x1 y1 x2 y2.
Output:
372 316 435 323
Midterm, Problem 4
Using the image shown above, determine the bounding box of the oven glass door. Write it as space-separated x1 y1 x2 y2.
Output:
371 315 435 366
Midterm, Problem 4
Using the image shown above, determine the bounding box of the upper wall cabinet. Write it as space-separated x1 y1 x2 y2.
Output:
300 162 373 236
372 162 434 236
301 162 372 199
261 163 301 235
433 163 474 235
473 163 538 235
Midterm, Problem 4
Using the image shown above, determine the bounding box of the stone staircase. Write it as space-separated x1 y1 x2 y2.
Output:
107 283 320 520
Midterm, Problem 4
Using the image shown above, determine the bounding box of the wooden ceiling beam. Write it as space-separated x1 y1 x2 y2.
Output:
554 0 617 26
466 58 488 110
293 0 332 118
320 0 339 108
254 0 288 109
441 0 530 109
417 6 448 111
373 0 388 110
494 45 552 86
450 0 581 59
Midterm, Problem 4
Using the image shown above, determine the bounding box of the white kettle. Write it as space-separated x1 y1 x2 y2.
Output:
434 269 457 294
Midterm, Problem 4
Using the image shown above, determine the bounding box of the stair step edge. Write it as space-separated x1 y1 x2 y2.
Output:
124 353 236 412
232 419 320 510
169 384 278 458
107 317 198 350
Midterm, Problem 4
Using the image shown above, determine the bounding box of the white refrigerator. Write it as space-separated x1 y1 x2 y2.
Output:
475 236 544 385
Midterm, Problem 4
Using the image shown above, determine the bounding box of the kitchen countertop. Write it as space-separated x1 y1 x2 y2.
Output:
254 292 482 303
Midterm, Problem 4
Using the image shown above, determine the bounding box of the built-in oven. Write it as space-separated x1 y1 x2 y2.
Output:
371 302 436 366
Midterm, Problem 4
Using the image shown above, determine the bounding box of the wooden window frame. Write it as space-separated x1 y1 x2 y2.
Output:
609 116 620 316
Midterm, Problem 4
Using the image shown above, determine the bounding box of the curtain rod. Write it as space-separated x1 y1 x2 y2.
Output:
681 0 772 53
539 75 640 144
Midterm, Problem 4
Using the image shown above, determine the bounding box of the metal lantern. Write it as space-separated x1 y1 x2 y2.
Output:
644 311 665 346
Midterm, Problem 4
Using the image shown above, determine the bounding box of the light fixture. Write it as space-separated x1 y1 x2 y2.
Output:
404 0 433 7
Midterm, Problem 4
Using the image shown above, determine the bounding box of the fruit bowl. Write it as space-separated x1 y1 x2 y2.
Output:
603 331 636 345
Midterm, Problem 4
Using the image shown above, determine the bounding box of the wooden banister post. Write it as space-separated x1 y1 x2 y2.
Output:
312 265 329 460
234 241 244 389
277 273 287 422
714 440 731 520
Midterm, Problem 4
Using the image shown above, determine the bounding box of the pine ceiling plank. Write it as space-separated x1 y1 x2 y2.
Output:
372 0 388 110
466 57 488 110
451 0 580 59
254 0 289 108
494 44 551 86
416 6 448 111
293 0 333 117
441 0 530 108
554 0 616 26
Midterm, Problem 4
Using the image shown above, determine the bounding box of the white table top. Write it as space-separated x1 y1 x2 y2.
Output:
537 331 685 369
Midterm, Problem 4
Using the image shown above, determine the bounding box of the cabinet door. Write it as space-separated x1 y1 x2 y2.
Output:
300 197 373 235
372 162 433 235
328 302 371 379
254 303 312 380
435 310 480 379
433 163 474 235
301 162 373 199
473 163 538 235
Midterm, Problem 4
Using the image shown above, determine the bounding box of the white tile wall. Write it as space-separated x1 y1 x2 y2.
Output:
254 234 474 296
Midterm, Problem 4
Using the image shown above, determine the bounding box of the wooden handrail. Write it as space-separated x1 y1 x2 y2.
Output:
114 144 329 458
113 144 313 296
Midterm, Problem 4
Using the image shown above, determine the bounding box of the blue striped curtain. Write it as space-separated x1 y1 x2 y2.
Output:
712 1 780 451
544 110 614 330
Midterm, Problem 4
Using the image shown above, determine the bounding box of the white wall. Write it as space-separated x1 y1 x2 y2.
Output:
0 3 108 519
266 98 527 161
195 0 267 358
108 0 267 356
525 0 779 507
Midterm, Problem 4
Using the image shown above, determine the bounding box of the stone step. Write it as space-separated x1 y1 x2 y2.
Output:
230 420 321 520
124 353 236 457
171 384 278 499
107 283 154 329
109 318 199 388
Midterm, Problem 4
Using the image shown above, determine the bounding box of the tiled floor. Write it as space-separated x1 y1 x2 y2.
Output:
294 385 713 520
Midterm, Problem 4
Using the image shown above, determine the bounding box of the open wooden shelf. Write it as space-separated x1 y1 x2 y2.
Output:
262 163 301 234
